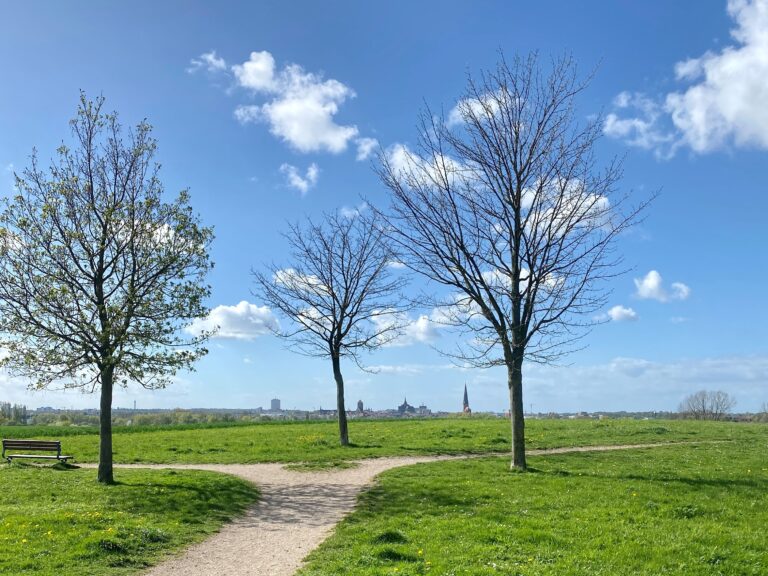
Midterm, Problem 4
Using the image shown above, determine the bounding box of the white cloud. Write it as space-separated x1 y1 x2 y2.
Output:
232 50 276 90
403 315 440 344
606 0 768 156
187 50 227 74
368 364 427 375
600 305 638 322
366 363 464 375
339 202 368 219
447 92 502 127
280 162 319 195
232 51 358 153
370 311 444 347
355 137 378 161
633 270 691 302
670 281 691 301
186 301 277 340
385 142 464 186
387 261 407 269
666 0 768 152
385 143 411 174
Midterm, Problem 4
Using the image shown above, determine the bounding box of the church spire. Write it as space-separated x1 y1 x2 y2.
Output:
463 384 471 413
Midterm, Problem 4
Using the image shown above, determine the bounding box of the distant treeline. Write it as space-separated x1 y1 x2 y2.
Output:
0 402 28 425
29 409 265 427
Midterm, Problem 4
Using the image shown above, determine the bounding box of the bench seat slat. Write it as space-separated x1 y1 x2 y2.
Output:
6 454 72 460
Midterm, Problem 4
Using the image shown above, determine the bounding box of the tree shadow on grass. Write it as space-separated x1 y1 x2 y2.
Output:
229 482 364 528
4 460 80 471
105 477 259 522
537 468 764 490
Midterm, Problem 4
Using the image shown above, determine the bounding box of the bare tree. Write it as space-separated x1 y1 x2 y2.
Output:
0 95 213 483
376 54 648 470
253 212 407 446
758 402 768 423
678 390 736 420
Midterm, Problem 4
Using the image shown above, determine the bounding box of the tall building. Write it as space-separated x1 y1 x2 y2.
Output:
398 397 416 415
463 384 471 414
270 398 281 412
356 400 364 413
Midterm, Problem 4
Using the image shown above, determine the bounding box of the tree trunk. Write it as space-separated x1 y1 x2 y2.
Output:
507 353 526 471
97 368 115 484
331 353 349 446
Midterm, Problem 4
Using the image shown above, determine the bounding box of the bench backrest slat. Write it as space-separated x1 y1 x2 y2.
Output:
2 439 61 451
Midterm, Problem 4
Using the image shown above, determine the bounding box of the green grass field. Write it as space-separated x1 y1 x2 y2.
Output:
299 439 768 575
1 418 765 575
0 463 259 576
1 417 762 464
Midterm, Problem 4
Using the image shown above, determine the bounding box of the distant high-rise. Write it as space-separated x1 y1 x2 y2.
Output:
356 399 364 413
270 398 281 412
463 384 471 414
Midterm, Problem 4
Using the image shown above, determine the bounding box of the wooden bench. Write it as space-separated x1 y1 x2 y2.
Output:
2 439 73 463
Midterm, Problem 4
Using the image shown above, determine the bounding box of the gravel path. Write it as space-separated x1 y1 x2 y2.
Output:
102 442 686 576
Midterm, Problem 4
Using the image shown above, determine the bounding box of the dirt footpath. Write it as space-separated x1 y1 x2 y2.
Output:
105 443 683 576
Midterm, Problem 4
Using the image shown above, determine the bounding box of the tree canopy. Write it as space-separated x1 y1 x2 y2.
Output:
0 94 214 481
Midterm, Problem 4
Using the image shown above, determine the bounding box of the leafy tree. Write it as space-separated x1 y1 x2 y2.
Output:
0 95 213 483
0 402 27 424
376 54 648 470
253 212 407 446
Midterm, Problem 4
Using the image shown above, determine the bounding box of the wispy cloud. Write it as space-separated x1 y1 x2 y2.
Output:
187 50 227 74
339 202 368 219
280 162 319 195
355 137 378 161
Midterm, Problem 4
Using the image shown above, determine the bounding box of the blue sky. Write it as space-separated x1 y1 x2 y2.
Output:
1 0 767 413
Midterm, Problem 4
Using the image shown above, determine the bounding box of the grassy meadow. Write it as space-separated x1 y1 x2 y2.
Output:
1 418 765 575
299 439 768 576
0 463 258 575
0 417 762 464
